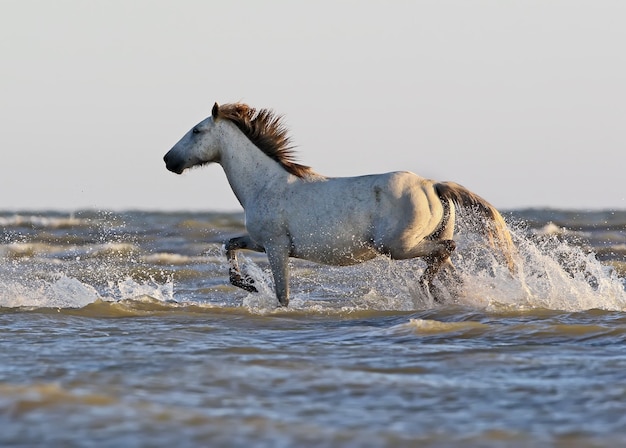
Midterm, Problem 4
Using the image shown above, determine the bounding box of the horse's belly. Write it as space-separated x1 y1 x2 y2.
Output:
290 237 379 266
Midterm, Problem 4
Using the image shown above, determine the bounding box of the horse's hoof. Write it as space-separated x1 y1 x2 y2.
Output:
238 281 258 293
229 271 258 293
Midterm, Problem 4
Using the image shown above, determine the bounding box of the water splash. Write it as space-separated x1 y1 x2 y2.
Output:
105 276 174 303
441 222 626 312
2 211 625 313
0 274 174 309
236 221 626 313
0 274 100 309
0 211 174 309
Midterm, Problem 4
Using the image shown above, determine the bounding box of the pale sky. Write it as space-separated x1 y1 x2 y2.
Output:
1 1 625 212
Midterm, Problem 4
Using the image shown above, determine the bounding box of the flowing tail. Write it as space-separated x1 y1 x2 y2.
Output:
435 181 517 274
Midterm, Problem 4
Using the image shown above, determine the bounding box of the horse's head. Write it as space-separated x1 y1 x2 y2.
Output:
164 102 223 174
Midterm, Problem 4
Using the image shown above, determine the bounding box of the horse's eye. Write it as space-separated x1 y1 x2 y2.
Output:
192 127 200 135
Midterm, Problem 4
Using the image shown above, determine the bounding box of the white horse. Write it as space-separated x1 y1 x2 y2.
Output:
164 102 516 306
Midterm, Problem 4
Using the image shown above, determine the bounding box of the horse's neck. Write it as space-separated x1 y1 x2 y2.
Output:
218 123 292 209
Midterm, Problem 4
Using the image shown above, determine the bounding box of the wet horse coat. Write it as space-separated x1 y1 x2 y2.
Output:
164 102 516 306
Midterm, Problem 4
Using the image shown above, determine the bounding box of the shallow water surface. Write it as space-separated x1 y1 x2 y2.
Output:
1 210 626 447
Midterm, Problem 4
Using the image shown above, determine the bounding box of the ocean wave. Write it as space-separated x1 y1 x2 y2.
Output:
0 242 139 259
387 312 626 345
140 252 219 265
531 222 588 238
0 242 67 258
0 274 175 310
0 382 118 417
405 318 489 334
0 214 92 229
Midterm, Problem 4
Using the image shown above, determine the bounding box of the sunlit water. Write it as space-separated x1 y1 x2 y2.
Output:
1 209 626 447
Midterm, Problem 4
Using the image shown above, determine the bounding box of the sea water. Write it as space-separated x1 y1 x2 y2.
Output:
1 209 625 447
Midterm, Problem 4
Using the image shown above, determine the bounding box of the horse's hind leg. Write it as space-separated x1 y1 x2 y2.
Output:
225 235 265 293
419 198 461 303
419 240 457 303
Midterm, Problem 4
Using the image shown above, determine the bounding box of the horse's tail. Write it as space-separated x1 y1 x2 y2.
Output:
435 181 517 274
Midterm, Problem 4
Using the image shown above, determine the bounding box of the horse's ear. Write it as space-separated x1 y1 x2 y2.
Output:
212 102 220 119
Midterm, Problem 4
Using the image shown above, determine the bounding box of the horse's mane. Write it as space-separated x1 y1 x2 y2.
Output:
215 102 313 178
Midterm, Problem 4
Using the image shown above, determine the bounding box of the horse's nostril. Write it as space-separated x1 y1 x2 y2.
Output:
163 151 183 174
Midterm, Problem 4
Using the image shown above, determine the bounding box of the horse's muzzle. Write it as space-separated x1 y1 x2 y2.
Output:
163 151 185 174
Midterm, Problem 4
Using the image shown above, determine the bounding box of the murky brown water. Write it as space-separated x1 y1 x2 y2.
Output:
1 210 625 447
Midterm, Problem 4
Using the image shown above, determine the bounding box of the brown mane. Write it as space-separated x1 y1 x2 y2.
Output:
214 102 313 178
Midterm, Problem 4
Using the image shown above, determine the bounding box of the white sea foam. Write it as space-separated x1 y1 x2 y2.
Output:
0 274 100 309
0 274 174 309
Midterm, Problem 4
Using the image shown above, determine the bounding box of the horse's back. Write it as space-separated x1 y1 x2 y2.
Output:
292 170 436 225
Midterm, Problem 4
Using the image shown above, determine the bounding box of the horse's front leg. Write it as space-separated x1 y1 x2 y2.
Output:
225 235 264 293
265 238 292 307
